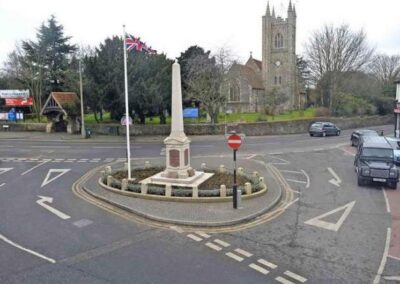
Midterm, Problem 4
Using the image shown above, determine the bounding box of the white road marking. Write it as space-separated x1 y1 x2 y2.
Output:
257 258 277 269
41 169 71 188
383 276 400 281
275 276 295 284
313 148 323 151
0 168 13 176
382 188 391 213
0 183 5 187
301 169 310 188
280 170 303 174
246 154 257 160
304 201 356 232
104 158 115 162
225 252 244 262
195 231 210 239
328 167 342 187
270 152 283 155
66 159 76 161
249 263 269 275
388 255 400 261
213 239 230 247
93 146 127 149
234 248 253 258
340 147 356 156
31 146 71 149
373 228 391 284
285 179 307 184
187 234 202 242
269 156 290 165
284 270 307 283
206 242 222 251
0 233 56 264
21 160 51 176
36 195 71 220
169 226 183 233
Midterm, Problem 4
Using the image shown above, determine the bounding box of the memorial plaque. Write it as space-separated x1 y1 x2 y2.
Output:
184 149 189 166
169 149 180 167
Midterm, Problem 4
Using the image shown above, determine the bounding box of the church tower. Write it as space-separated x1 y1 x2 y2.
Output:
262 1 297 109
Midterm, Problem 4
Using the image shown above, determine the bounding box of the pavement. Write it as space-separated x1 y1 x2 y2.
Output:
77 157 286 228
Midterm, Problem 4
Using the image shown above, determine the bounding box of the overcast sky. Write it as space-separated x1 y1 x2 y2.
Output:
0 0 399 66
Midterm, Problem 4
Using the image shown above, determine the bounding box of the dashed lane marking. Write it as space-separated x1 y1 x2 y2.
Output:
169 226 184 233
275 276 295 284
257 258 277 269
21 159 51 176
284 270 307 283
213 239 230 247
234 248 253 258
383 188 391 213
73 219 93 228
225 252 244 262
195 231 210 239
0 183 5 187
249 263 269 275
205 242 222 251
187 234 202 242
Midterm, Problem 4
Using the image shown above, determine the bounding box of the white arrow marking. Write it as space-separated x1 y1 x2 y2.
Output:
328 167 342 187
0 168 13 176
41 169 71 188
304 201 356 232
36 195 70 220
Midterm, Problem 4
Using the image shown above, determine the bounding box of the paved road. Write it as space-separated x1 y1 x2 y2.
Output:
0 125 399 283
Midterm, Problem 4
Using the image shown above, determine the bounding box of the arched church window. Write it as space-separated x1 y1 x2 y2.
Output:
229 81 240 101
274 33 283 48
279 76 282 84
274 76 277 85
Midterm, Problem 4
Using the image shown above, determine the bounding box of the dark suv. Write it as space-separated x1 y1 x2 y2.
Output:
354 136 399 189
309 122 341 137
350 129 379 147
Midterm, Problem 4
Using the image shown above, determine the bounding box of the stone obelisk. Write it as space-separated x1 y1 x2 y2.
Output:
162 60 191 178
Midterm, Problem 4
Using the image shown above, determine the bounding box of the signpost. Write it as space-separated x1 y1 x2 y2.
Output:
227 133 242 209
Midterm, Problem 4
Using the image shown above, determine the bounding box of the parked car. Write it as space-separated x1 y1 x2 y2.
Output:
354 136 399 189
309 122 341 137
350 129 380 147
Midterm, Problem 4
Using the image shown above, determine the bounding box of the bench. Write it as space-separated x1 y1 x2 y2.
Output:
2 125 9 131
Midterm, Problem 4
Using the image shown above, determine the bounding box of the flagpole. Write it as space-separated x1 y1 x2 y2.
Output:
123 25 132 180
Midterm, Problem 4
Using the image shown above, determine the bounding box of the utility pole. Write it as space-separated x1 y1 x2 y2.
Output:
79 59 85 138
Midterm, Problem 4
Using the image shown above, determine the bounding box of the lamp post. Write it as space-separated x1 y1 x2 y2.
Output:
79 59 85 138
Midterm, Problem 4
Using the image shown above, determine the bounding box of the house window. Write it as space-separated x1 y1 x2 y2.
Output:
279 76 282 84
274 33 284 48
229 81 240 101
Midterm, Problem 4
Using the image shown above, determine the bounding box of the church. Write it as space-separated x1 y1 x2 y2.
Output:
227 1 302 113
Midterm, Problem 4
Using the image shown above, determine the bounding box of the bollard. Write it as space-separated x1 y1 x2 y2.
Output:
220 184 227 197
105 166 112 175
201 163 207 170
219 165 226 173
237 167 244 176
245 182 252 195
107 175 113 187
252 171 259 178
165 184 172 197
237 189 242 208
141 183 148 194
192 186 198 198
121 179 128 191
259 177 265 187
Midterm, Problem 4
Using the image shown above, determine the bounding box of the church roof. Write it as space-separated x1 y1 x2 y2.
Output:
230 63 264 90
41 92 80 116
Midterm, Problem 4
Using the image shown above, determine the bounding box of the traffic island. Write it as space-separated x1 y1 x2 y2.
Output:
78 157 287 228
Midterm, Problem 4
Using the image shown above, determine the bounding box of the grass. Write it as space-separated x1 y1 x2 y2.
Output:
22 108 316 125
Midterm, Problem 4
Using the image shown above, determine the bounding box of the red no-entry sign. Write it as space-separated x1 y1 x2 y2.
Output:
227 133 242 150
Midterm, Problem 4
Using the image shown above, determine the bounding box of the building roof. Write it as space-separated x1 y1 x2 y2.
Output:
230 63 264 90
41 92 80 116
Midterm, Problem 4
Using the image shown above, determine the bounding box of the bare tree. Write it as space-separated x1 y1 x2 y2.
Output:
305 24 374 109
368 54 400 94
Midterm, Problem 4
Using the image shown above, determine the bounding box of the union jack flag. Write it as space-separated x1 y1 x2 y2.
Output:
125 34 157 55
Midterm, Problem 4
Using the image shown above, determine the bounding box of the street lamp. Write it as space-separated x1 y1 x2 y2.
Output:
79 59 85 138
